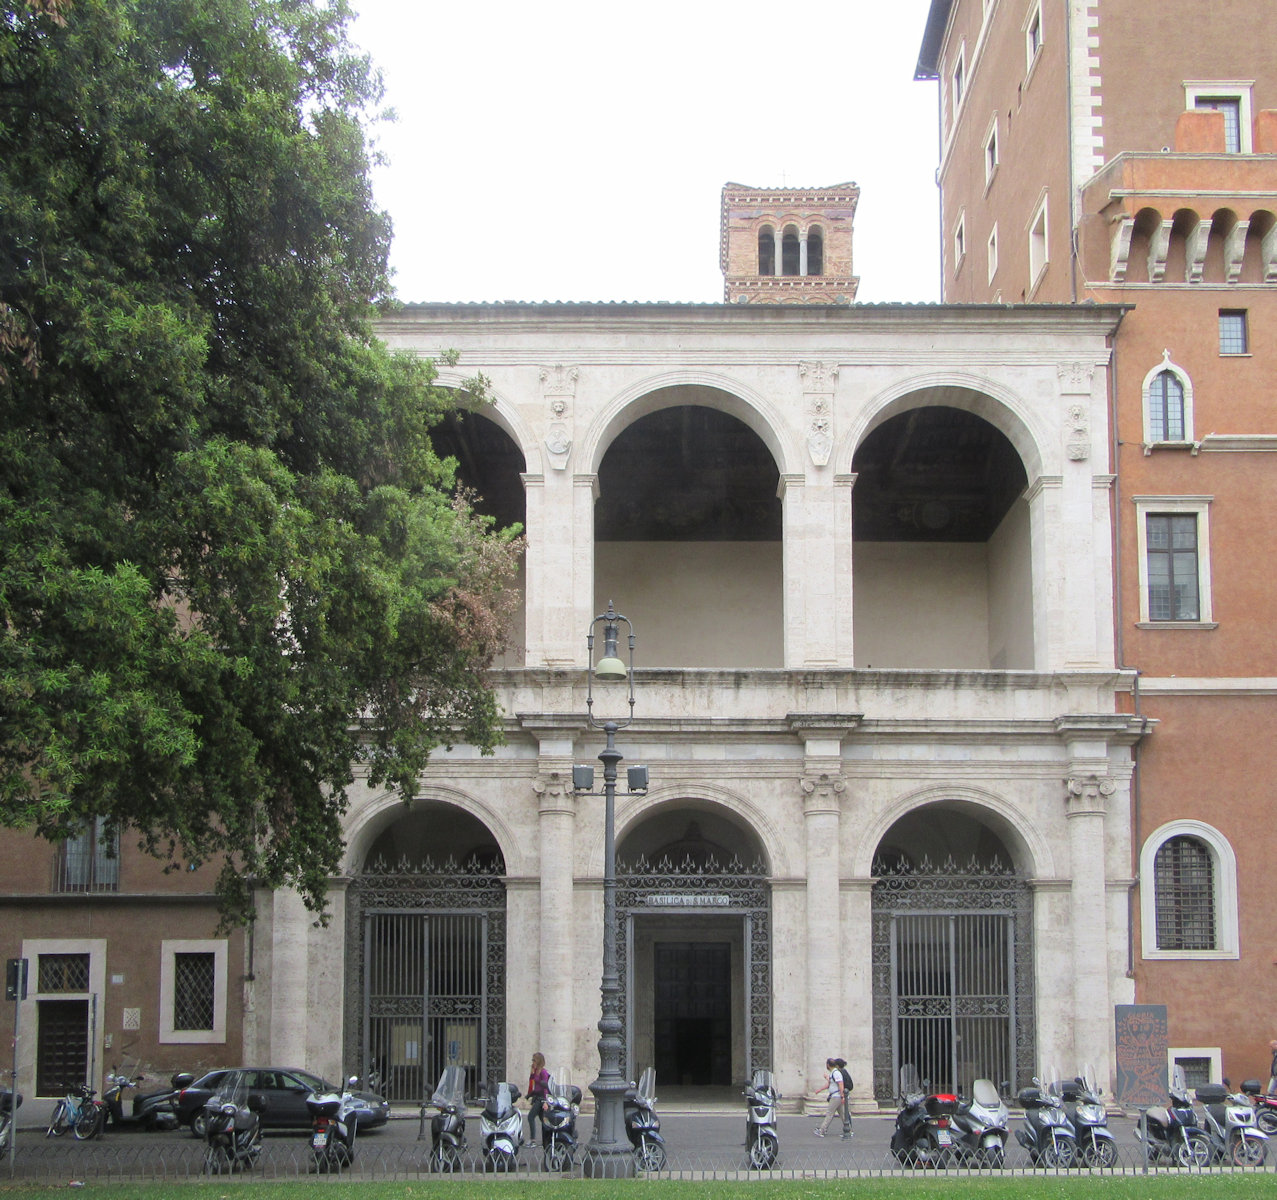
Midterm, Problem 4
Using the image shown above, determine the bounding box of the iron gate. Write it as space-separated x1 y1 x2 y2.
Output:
346 857 505 1103
871 859 1034 1102
618 854 771 1077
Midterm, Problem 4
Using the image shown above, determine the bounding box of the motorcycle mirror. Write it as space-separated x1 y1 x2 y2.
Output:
348 1076 359 1088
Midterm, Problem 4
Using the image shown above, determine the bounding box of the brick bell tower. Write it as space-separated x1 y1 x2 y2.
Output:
720 181 860 303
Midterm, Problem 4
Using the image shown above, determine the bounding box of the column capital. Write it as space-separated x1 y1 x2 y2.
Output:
533 769 578 816
801 770 846 814
1064 773 1116 816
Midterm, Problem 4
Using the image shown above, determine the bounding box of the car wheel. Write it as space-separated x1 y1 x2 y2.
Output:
191 1110 209 1139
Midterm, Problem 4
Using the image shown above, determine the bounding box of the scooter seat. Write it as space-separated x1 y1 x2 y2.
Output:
1145 1106 1170 1124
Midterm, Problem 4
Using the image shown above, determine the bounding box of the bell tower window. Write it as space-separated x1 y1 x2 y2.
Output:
758 226 775 275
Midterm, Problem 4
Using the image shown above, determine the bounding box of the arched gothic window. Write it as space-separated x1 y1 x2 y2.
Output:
1148 370 1185 442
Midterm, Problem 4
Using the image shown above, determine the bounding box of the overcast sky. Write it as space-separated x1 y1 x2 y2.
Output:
348 0 941 306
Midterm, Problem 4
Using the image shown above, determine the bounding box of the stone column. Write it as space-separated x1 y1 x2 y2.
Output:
533 758 578 1078
1065 770 1116 1082
267 886 312 1067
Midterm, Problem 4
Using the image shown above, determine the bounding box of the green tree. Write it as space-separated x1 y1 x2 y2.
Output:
0 0 521 921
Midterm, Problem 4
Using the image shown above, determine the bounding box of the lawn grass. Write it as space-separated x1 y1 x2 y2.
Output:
1 1177 1276 1200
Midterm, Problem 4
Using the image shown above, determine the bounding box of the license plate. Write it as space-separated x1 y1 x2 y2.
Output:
312 1132 328 1149
936 1130 952 1146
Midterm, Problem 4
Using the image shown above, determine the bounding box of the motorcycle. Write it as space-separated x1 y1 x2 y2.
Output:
1014 1079 1077 1167
0 1087 20 1154
624 1066 666 1172
479 1080 523 1172
1134 1069 1210 1167
743 1068 779 1170
426 1065 468 1173
540 1075 582 1172
1240 1079 1277 1135
100 1070 192 1132
1196 1082 1269 1166
891 1069 959 1167
202 1070 266 1175
951 1077 1009 1168
306 1077 361 1171
1056 1073 1117 1167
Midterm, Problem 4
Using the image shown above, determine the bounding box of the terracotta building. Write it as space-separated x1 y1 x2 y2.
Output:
917 0 1277 1087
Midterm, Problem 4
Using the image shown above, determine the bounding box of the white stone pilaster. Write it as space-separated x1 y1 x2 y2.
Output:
533 759 577 1077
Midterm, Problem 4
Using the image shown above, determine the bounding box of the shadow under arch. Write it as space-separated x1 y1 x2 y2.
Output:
432 369 542 478
342 786 523 878
579 372 801 478
837 375 1049 483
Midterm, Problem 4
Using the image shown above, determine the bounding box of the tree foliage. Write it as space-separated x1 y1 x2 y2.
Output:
0 0 521 921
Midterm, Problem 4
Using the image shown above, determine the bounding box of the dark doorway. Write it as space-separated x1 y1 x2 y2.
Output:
653 942 731 1085
37 999 88 1095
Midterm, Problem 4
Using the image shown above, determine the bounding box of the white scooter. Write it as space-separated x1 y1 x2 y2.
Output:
479 1080 523 1172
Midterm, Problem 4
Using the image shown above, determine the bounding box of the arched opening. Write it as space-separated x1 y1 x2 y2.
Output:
1125 207 1162 284
430 408 527 667
870 802 1035 1102
346 802 506 1104
851 402 1032 669
1202 208 1236 283
595 389 783 667
616 806 771 1091
757 225 776 275
1240 209 1275 283
1164 209 1197 282
807 225 824 275
781 224 801 275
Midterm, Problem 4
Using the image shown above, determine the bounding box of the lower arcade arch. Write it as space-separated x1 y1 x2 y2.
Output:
870 802 1036 1104
616 805 771 1088
343 802 506 1104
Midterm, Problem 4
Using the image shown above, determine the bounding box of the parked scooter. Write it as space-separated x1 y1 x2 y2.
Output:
479 1080 523 1172
951 1078 1009 1168
1240 1080 1277 1135
101 1071 192 1132
1014 1079 1077 1167
0 1087 20 1154
1134 1068 1210 1167
891 1069 960 1167
202 1071 266 1174
426 1066 469 1173
306 1077 361 1171
624 1067 666 1172
1056 1072 1117 1167
1196 1081 1269 1166
540 1075 582 1172
743 1068 780 1169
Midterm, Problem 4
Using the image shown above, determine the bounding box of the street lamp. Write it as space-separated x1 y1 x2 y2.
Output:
574 602 648 1177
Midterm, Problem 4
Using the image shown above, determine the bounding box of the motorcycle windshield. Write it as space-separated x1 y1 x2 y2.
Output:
971 1079 1001 1108
636 1067 657 1104
491 1081 514 1118
432 1066 466 1109
899 1064 921 1097
750 1070 774 1094
209 1070 250 1112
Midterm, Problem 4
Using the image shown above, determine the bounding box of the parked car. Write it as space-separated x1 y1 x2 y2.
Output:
176 1069 389 1136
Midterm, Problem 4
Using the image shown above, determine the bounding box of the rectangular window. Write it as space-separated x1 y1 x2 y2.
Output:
55 817 119 892
954 213 966 268
1026 4 1043 69
1174 1057 1213 1089
952 48 966 116
1028 195 1048 288
173 952 217 1032
1194 96 1241 152
1219 309 1248 354
38 953 90 993
1146 513 1200 621
987 224 999 284
984 121 999 184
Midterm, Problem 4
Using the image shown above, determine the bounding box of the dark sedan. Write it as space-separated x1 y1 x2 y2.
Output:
176 1068 390 1135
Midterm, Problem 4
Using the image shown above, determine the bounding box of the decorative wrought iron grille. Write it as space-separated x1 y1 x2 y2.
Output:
871 857 1034 1103
1153 835 1215 950
38 953 90 993
172 952 216 1031
346 855 505 1104
617 853 771 1077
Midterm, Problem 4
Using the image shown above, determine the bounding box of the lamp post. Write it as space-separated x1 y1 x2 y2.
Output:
575 602 646 1177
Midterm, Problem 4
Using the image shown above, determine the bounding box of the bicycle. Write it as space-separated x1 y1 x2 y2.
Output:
47 1083 103 1140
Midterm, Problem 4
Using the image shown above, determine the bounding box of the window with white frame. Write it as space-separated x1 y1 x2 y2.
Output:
1140 820 1238 959
1219 308 1249 354
1025 3 1043 72
984 118 999 185
952 45 966 117
1142 356 1193 445
1185 82 1254 152
1133 496 1214 626
160 939 227 1043
954 211 966 271
1169 1049 1222 1089
1028 194 1048 289
987 224 999 284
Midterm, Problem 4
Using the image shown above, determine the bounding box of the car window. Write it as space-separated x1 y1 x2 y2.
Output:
292 1071 326 1093
254 1071 280 1091
195 1070 225 1089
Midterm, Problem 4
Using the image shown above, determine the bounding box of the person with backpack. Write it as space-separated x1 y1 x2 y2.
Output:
834 1058 853 1139
814 1057 847 1138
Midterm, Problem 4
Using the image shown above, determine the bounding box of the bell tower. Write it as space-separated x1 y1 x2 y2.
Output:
720 182 860 304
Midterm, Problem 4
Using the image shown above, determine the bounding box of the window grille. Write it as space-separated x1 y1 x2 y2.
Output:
1146 513 1199 620
38 953 90 993
54 818 119 892
1149 371 1185 441
173 952 216 1031
1175 1056 1213 1089
1154 836 1216 950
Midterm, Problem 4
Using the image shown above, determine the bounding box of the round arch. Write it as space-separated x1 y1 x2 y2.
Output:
606 784 787 877
580 373 801 478
836 375 1050 482
342 784 525 877
851 784 1056 879
432 368 542 477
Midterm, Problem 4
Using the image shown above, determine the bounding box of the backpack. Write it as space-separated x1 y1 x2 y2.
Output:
839 1067 853 1092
